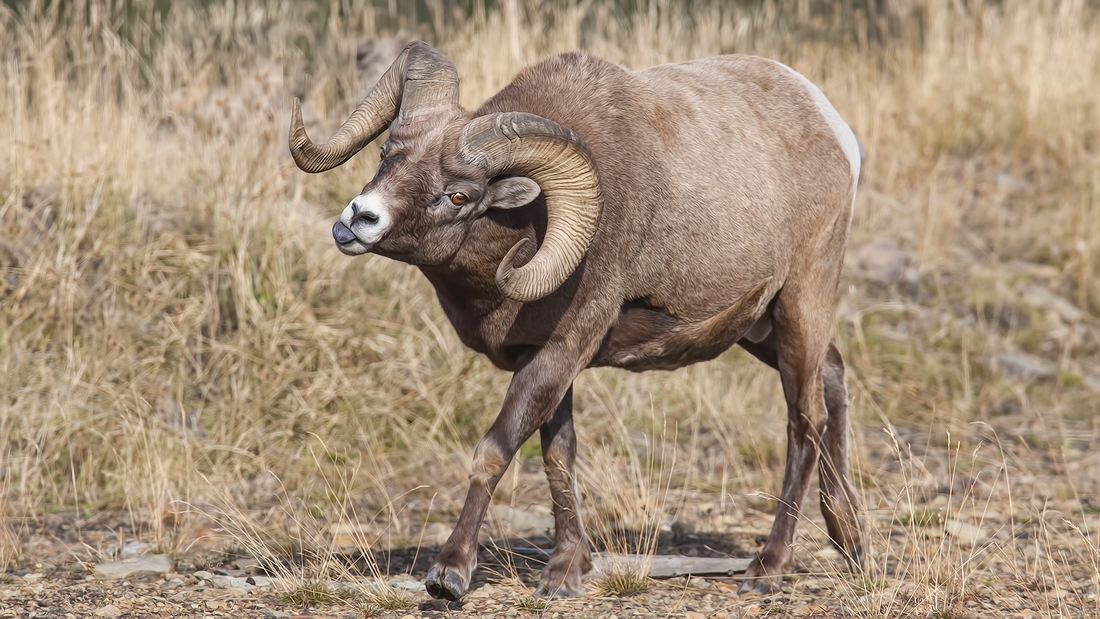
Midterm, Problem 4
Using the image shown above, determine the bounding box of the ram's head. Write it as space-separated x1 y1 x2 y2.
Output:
289 42 602 302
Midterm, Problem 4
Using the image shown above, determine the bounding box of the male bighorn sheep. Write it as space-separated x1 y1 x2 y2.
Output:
289 41 864 599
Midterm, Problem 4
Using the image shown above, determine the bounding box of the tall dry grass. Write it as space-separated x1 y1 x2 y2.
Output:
2 0 1100 613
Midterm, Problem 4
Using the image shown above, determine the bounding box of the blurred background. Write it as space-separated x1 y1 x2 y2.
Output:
1 0 1099 614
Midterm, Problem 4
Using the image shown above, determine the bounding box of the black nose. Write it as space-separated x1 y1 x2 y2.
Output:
332 221 357 245
351 207 379 225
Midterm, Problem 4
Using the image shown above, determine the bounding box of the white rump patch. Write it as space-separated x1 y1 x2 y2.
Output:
774 62 861 184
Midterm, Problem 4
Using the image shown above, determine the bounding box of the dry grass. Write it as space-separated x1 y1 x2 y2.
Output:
2 0 1100 616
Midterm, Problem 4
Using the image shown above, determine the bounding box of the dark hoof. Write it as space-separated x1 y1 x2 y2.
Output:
737 552 785 595
425 565 468 601
737 577 781 595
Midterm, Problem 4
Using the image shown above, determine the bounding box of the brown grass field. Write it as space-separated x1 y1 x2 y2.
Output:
2 0 1100 617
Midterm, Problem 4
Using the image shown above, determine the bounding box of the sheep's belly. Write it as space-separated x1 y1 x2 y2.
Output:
589 278 773 373
590 317 728 372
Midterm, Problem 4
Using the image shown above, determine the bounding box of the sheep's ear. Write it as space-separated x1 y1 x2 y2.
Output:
484 176 541 210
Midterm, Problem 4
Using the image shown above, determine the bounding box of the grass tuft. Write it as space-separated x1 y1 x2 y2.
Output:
514 596 550 611
363 588 414 611
279 580 357 607
592 568 650 598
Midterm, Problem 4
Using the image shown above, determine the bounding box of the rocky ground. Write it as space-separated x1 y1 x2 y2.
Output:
3 499 1099 619
0 572 843 619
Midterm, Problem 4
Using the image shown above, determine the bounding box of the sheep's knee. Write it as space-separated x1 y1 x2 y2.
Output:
470 440 509 488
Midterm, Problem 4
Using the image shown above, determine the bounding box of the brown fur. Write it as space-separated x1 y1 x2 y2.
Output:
304 46 864 599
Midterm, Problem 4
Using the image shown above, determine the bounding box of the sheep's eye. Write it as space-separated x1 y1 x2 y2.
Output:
449 192 468 206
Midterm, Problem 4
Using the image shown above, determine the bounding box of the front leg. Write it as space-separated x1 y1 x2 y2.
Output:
425 349 582 601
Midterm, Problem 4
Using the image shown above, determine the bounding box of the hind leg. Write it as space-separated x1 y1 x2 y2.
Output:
534 386 592 598
818 344 864 567
736 282 833 594
739 337 865 571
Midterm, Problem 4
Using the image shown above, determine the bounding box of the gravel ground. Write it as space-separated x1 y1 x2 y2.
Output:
3 511 1098 619
0 571 849 619
3 567 1094 619
5 426 1100 619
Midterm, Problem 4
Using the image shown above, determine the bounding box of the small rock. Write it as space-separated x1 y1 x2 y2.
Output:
20 573 44 583
389 578 426 592
211 574 256 590
857 238 911 288
94 605 122 618
161 577 183 591
991 353 1057 382
193 570 214 580
105 540 153 559
995 171 1031 190
1018 283 1083 323
944 519 985 546
260 610 292 619
93 554 173 580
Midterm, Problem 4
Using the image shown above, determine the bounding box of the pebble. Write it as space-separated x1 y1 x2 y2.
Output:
211 574 257 590
93 605 121 618
93 554 173 580
945 519 986 546
991 352 1057 382
390 578 426 592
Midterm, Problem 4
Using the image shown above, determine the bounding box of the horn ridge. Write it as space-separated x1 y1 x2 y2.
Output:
289 41 459 174
460 112 602 302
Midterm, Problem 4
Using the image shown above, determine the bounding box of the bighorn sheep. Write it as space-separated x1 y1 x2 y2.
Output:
289 41 864 599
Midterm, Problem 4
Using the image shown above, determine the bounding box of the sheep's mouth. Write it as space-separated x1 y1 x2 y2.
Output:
332 221 369 255
332 221 357 244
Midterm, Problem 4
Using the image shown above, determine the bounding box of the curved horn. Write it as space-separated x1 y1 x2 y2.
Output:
460 112 602 302
289 41 459 173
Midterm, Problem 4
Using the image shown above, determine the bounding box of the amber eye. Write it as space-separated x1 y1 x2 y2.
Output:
449 192 468 206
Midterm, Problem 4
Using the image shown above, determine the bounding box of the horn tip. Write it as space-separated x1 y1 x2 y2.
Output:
496 238 530 299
